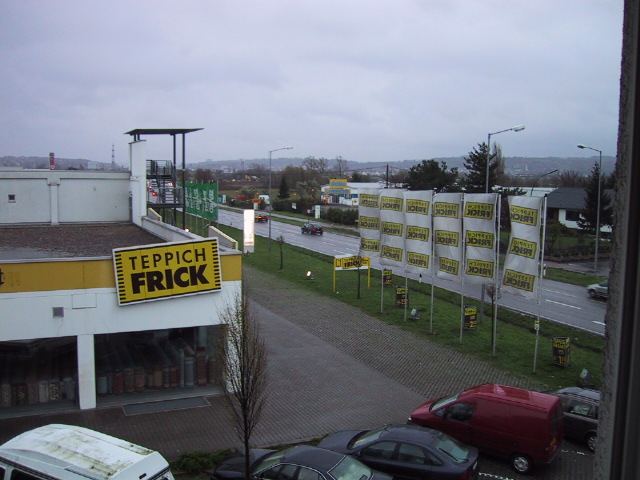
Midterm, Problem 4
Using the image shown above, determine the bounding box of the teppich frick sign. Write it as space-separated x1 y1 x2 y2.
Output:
113 238 222 305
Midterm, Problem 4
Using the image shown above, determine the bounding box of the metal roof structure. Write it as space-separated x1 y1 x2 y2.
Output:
124 128 203 141
125 128 204 229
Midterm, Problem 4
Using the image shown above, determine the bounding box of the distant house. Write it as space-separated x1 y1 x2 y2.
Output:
546 187 614 233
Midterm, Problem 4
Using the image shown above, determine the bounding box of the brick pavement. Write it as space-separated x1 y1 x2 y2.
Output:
0 265 593 478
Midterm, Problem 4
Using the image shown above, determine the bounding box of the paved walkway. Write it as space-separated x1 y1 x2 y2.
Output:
0 266 592 478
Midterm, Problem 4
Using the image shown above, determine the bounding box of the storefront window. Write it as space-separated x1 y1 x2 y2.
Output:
94 326 223 401
0 337 77 412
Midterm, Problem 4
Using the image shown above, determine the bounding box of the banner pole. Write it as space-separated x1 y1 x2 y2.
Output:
404 275 409 322
380 269 384 313
492 194 501 355
533 195 548 372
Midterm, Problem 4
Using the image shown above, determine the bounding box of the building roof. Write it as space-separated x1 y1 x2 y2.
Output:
0 223 165 261
546 186 615 210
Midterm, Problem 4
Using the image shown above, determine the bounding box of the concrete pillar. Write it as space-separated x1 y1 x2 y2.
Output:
48 177 60 225
129 139 147 226
77 334 96 410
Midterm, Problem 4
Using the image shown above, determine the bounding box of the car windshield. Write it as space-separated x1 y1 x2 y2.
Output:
431 394 460 411
329 455 372 480
253 451 286 473
350 426 387 449
433 434 471 463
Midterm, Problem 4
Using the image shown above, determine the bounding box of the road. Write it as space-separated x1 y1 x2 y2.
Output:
218 209 606 336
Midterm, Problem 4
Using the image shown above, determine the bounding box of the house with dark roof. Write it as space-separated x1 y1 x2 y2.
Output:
546 187 614 233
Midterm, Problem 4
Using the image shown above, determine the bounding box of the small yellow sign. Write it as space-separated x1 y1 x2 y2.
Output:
113 238 222 305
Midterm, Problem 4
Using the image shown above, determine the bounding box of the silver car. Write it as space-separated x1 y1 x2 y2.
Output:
587 280 608 299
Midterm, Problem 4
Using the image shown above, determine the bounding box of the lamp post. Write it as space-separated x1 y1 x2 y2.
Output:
486 125 525 192
577 144 603 274
481 125 525 329
268 146 293 250
529 169 559 196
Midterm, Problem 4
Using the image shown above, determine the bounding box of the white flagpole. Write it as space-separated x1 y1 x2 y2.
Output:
533 195 548 372
460 193 466 343
492 195 501 355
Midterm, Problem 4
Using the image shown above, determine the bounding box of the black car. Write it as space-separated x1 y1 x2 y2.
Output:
551 387 600 452
255 212 270 223
211 445 392 480
301 222 324 235
317 424 480 480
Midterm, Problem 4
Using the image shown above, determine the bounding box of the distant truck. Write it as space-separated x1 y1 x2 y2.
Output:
0 424 175 480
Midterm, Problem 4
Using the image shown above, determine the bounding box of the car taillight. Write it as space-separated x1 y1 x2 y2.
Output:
458 469 475 479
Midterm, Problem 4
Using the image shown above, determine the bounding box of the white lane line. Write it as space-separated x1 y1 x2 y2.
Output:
593 321 606 326
542 288 578 299
545 299 581 309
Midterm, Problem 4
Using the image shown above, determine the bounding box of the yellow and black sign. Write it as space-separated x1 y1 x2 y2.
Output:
381 245 403 262
406 199 430 215
396 286 407 307
465 202 494 220
503 269 535 292
381 221 403 236
464 305 478 330
360 194 380 208
407 251 430 269
359 216 380 230
433 202 460 218
334 256 371 270
360 238 380 252
466 231 494 249
435 230 460 247
552 336 571 367
383 269 393 285
510 205 538 226
406 225 430 241
509 238 538 259
380 196 403 211
439 257 460 276
466 259 494 278
113 238 222 306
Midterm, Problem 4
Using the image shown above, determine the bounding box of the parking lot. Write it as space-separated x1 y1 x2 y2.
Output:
0 266 594 479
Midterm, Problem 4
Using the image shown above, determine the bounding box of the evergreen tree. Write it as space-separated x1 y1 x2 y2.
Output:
578 161 613 234
463 143 496 193
278 175 290 199
403 159 460 192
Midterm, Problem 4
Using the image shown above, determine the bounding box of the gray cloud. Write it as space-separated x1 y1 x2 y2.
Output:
0 0 623 164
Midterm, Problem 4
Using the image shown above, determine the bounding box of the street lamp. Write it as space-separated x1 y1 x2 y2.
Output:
486 125 525 192
577 144 603 274
268 146 293 250
529 169 559 195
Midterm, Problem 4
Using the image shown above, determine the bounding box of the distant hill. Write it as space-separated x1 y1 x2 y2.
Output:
189 155 616 177
0 156 123 171
2 154 615 177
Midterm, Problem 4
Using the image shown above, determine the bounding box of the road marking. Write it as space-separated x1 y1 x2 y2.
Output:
542 287 578 298
545 299 581 309
593 320 606 326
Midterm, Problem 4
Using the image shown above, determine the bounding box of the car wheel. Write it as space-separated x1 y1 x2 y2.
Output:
588 289 597 298
511 453 533 474
586 432 597 452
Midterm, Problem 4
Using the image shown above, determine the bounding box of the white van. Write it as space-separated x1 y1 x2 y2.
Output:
0 424 174 480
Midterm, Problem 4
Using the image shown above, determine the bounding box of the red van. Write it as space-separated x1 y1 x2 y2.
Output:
408 383 564 474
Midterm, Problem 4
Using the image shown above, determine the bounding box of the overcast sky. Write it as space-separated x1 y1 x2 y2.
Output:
0 1 623 166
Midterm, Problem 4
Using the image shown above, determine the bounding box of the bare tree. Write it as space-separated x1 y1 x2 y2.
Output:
334 156 348 177
557 170 587 188
217 283 268 479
